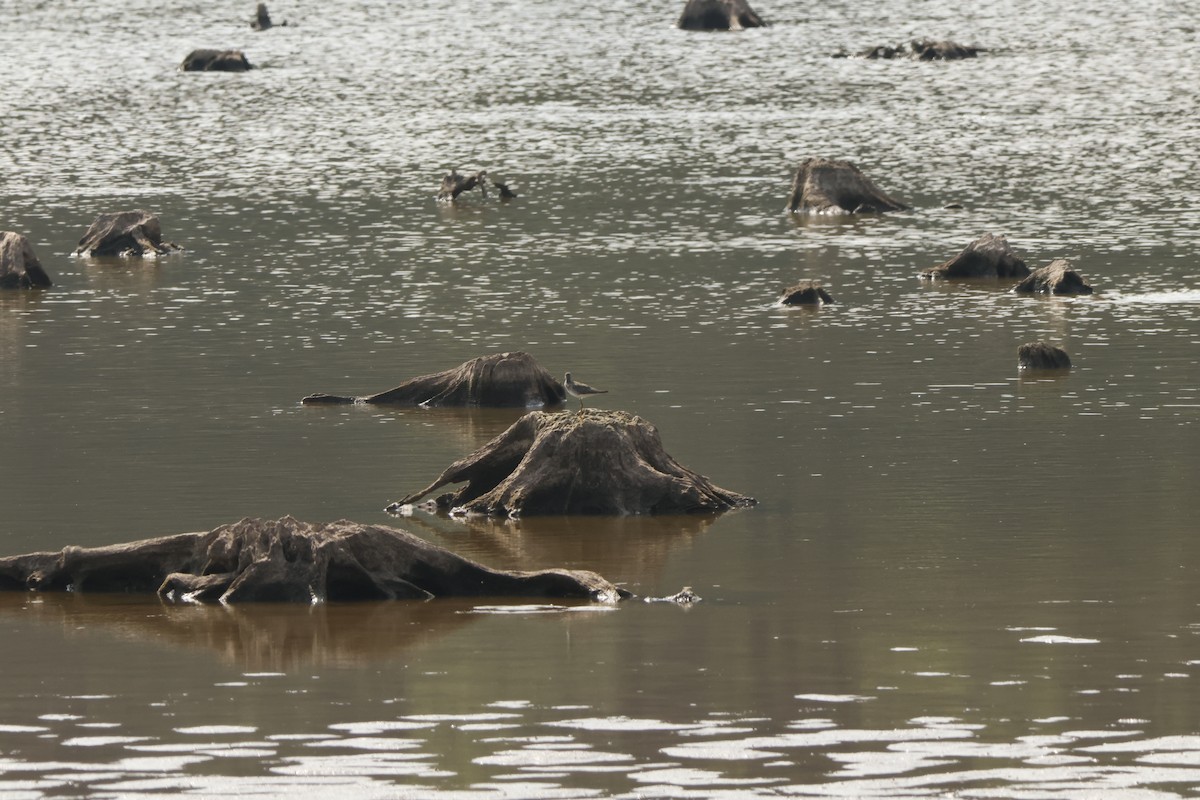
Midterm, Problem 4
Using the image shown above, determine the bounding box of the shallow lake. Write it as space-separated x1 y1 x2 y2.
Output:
2 0 1199 797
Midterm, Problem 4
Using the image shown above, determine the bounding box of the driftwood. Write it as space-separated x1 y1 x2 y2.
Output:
786 158 907 214
678 0 768 30
779 280 834 306
181 49 253 72
73 211 182 257
438 169 488 201
1018 342 1072 370
837 39 983 61
0 232 52 289
921 234 1031 280
302 351 566 408
1012 260 1094 295
0 517 628 603
391 409 756 517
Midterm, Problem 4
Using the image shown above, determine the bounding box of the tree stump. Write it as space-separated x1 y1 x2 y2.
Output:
678 0 768 30
921 233 1031 280
302 351 567 408
392 410 756 517
1012 260 1094 295
0 232 52 289
842 39 982 60
251 3 278 30
437 169 489 201
779 280 834 305
1018 342 1072 370
73 211 182 257
786 158 908 214
0 517 628 603
181 49 253 72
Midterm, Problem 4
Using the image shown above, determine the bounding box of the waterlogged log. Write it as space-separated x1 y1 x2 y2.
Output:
921 233 1031 280
1018 342 1072 370
0 232 52 289
73 211 182 257
1012 260 1094 295
0 517 628 603
438 169 489 201
302 351 567 408
838 39 983 61
786 158 908 214
779 280 834 305
392 409 756 517
678 0 767 31
181 49 253 72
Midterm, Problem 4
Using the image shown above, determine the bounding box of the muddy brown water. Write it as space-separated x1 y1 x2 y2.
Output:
2 0 1199 797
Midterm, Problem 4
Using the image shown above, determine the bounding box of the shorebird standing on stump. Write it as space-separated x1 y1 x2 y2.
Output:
563 372 607 412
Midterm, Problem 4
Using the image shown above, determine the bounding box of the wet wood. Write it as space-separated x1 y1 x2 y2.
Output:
786 158 907 214
1018 342 1072 370
678 0 767 30
1012 259 1094 295
73 211 182 257
181 49 253 72
393 409 756 517
779 280 834 305
921 234 1031 280
0 517 628 603
302 351 567 408
0 232 52 289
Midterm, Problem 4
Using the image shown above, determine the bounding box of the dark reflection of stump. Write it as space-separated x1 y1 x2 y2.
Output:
402 513 720 586
0 592 477 670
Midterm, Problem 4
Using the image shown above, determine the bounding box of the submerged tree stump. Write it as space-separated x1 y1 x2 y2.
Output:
678 0 768 30
840 39 983 60
392 410 756 517
786 158 908 214
438 169 489 201
0 517 627 603
1012 260 1094 295
1018 342 1072 370
251 3 283 30
779 280 834 305
0 232 52 289
921 233 1031 280
302 351 567 408
181 49 253 72
73 211 182 257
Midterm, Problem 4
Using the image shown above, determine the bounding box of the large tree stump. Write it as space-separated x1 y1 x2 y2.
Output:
678 0 768 30
786 158 908 214
779 280 834 305
0 517 627 603
1018 342 1072 370
392 410 756 517
73 211 182 257
0 232 52 289
921 233 1031 280
181 49 253 72
302 351 567 408
1012 260 1094 295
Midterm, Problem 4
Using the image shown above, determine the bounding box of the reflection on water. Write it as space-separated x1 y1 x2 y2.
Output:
3 0 1200 796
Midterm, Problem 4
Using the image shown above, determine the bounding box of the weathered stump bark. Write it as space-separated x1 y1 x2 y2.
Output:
0 517 627 603
678 0 768 30
921 233 1031 280
1018 342 1072 370
181 49 253 72
392 410 756 517
438 169 489 201
73 211 182 257
779 280 834 305
1012 260 1094 295
786 158 907 214
302 351 567 408
0 232 52 289
842 39 982 60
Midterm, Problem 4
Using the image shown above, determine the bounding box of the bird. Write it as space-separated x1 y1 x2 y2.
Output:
563 372 607 412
